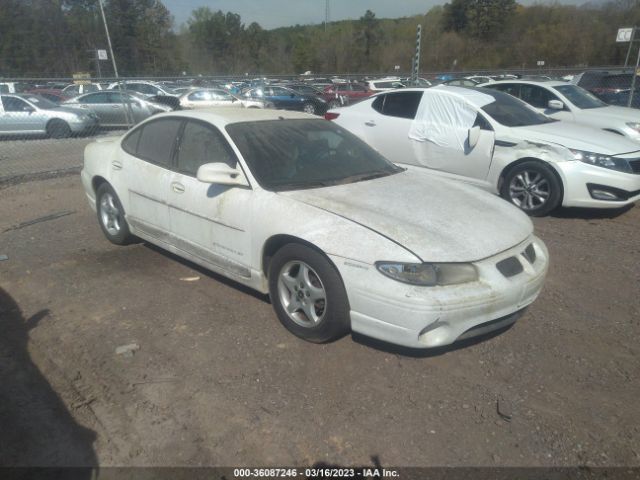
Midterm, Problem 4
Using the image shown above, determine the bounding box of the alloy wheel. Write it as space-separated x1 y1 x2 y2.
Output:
508 170 550 211
277 260 327 327
99 192 122 236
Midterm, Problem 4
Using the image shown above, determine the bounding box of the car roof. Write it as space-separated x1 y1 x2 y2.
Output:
487 79 568 87
154 108 314 126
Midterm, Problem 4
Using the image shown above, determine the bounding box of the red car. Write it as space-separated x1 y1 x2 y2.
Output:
323 83 372 102
25 89 72 104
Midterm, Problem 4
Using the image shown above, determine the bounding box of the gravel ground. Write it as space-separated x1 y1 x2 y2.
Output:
0 149 638 470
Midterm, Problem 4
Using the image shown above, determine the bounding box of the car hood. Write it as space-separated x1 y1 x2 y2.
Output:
581 105 640 123
278 169 532 262
511 121 640 155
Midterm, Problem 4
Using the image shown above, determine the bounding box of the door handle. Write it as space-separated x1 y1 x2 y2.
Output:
171 182 185 194
112 105 121 109
111 160 122 170
365 121 376 127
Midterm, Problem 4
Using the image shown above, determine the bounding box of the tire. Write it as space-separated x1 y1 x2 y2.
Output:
47 119 71 139
302 102 316 115
500 160 562 216
268 243 350 343
328 100 341 110
95 183 134 245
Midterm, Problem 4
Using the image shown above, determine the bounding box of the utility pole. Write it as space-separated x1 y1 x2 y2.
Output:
412 24 422 83
325 0 330 33
97 0 132 126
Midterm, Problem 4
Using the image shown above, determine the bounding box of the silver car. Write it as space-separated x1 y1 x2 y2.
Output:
63 91 172 127
0 93 99 138
179 88 271 109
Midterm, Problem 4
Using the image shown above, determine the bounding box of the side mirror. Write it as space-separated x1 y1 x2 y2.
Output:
548 99 564 110
468 126 481 149
197 162 249 187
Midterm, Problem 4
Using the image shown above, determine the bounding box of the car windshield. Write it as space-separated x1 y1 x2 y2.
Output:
479 89 556 127
553 85 607 109
23 95 58 109
226 119 403 192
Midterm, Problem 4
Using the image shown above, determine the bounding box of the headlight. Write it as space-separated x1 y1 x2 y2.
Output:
626 122 640 133
570 149 632 173
375 262 478 286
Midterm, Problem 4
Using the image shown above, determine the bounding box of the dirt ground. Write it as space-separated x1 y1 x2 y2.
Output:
0 173 638 469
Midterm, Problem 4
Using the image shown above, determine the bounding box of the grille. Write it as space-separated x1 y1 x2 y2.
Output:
496 256 523 278
522 243 537 264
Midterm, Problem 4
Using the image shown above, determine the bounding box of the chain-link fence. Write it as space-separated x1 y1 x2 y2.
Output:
1 65 638 186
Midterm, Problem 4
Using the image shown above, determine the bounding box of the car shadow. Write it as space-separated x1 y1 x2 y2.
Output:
0 287 98 472
143 242 271 303
550 204 634 219
351 323 515 358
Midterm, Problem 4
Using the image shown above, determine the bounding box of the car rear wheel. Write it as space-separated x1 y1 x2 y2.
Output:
302 102 316 115
268 243 350 343
328 100 341 109
501 161 562 216
96 183 134 245
46 119 71 139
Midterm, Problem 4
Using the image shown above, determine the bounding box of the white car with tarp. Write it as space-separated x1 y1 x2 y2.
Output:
327 86 640 216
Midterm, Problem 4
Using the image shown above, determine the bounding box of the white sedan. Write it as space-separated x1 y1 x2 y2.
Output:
480 80 640 142
81 109 548 349
327 86 640 215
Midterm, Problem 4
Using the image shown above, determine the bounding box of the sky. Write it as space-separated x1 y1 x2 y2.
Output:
164 0 586 30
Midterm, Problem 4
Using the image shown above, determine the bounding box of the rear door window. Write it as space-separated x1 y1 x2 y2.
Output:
135 118 183 167
381 91 423 119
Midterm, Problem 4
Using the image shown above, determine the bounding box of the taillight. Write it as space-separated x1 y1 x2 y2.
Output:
325 112 340 120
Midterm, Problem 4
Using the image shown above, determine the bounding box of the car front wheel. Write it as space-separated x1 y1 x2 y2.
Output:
501 160 562 216
96 183 134 245
268 243 350 343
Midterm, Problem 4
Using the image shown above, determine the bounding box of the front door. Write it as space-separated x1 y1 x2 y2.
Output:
166 119 253 278
0 96 43 133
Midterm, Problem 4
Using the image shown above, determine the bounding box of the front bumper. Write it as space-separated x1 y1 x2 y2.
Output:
332 236 548 349
554 160 640 208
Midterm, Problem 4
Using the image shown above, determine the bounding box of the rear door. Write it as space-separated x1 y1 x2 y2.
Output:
359 91 424 163
120 117 183 238
77 92 116 125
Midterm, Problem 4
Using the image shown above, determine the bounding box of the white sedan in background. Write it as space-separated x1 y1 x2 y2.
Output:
179 88 270 110
327 86 640 216
81 109 548 349
480 80 640 142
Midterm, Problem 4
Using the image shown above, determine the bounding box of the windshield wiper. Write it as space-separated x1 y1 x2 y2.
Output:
272 180 333 191
336 170 396 185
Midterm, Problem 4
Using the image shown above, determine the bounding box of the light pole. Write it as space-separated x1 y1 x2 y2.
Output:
97 0 132 126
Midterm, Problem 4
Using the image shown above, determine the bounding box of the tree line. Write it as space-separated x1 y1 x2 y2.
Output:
0 0 639 78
